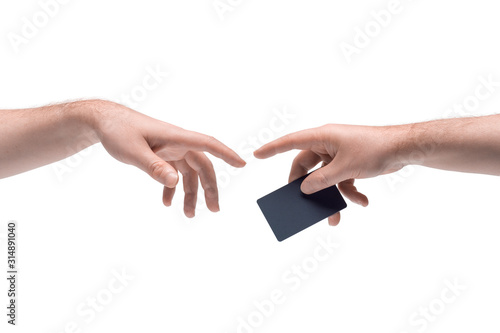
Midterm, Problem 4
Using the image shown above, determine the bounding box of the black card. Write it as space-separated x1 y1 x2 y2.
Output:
257 174 347 241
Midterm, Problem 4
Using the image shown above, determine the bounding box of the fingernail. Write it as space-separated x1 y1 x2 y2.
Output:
301 183 313 194
166 172 177 186
236 159 246 167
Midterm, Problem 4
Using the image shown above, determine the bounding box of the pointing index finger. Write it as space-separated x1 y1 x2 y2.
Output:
180 131 246 168
254 128 319 159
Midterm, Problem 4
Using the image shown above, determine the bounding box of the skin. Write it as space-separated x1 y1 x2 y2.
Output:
254 115 500 226
0 99 246 217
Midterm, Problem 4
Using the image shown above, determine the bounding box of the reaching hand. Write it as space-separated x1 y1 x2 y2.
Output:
254 124 406 225
92 101 246 217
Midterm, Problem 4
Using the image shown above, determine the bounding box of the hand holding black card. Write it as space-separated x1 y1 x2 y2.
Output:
257 174 347 241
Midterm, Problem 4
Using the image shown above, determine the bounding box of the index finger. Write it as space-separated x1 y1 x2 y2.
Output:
254 128 319 159
179 131 246 168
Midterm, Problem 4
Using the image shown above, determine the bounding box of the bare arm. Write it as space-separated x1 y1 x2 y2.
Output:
0 101 99 177
254 115 500 225
0 99 246 217
400 115 500 175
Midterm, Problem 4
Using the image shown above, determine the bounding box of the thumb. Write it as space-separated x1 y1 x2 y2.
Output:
135 149 179 188
301 162 348 194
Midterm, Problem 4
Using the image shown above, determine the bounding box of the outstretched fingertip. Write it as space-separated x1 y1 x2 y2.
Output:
253 146 275 159
253 149 264 159
223 151 247 168
236 158 247 168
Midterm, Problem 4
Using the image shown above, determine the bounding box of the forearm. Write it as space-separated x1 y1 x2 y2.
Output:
397 115 500 175
0 100 101 178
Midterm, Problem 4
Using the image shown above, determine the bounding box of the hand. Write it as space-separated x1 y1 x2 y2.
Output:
254 124 406 225
90 101 246 217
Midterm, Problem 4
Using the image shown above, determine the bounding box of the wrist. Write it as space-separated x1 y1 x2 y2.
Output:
391 122 437 167
68 99 117 144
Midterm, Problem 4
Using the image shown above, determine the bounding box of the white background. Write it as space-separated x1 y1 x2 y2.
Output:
1 0 500 332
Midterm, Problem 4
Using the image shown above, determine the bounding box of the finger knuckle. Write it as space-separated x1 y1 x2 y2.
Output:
205 135 219 147
184 188 196 197
184 194 197 208
320 123 333 133
149 160 165 180
317 171 330 186
205 186 218 198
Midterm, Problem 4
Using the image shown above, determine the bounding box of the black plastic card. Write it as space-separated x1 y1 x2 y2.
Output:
257 174 347 241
